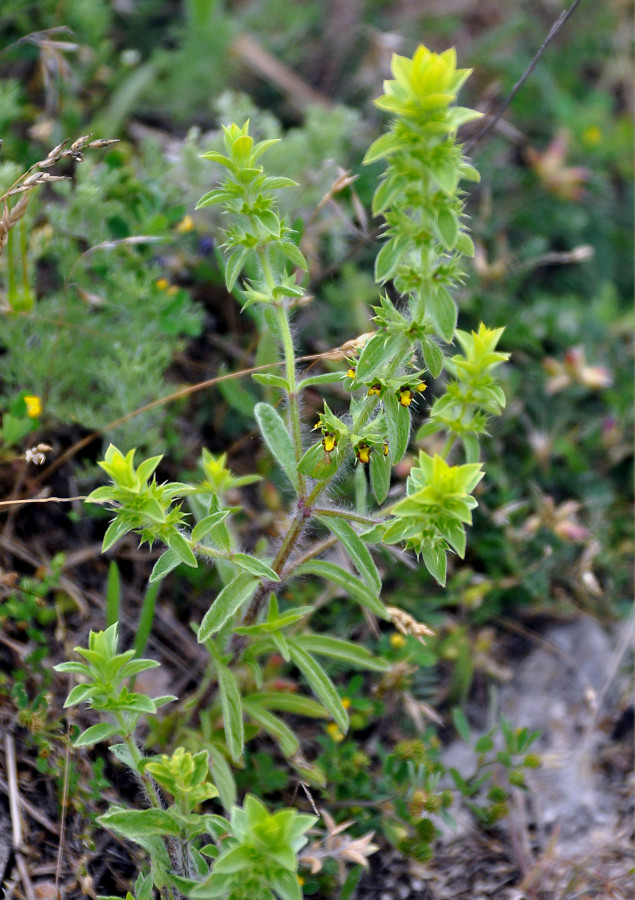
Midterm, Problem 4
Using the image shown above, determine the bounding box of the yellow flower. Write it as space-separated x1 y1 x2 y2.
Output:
356 444 371 464
24 395 42 418
322 433 337 453
155 277 170 291
390 632 406 649
582 125 602 147
367 383 382 396
346 368 356 378
326 723 345 742
398 387 413 407
341 697 351 710
416 382 427 393
176 214 195 233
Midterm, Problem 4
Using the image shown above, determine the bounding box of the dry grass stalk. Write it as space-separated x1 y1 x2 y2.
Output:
0 135 118 257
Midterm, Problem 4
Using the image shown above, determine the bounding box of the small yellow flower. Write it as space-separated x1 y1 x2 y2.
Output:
326 723 345 742
176 214 195 233
24 395 42 418
346 367 356 378
582 125 602 147
297 876 305 886
416 382 427 393
383 441 389 457
341 697 351 710
398 387 413 407
155 277 170 291
356 443 371 464
390 632 406 649
322 433 337 454
367 383 382 396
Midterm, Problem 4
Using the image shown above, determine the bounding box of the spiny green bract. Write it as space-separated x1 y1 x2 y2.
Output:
364 44 481 348
143 748 219 810
196 121 307 296
86 444 196 564
383 452 484 586
172 795 315 900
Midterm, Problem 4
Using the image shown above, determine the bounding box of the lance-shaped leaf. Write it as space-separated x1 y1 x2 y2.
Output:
383 391 410 464
295 559 387 619
254 402 299 490
231 553 280 582
198 574 259 641
315 515 381 594
149 549 182 584
215 661 244 761
243 700 300 757
293 634 389 671
287 642 348 733
355 331 405 382
370 448 391 504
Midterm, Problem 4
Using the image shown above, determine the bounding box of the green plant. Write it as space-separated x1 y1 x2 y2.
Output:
59 44 515 896
0 134 203 455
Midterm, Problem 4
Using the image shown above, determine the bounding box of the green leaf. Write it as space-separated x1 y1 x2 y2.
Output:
191 510 231 542
295 559 387 619
251 372 289 389
102 515 132 553
363 132 407 165
340 866 364 900
231 553 279 582
206 743 237 813
452 707 472 743
98 807 182 839
297 372 344 390
270 870 302 900
254 402 298 490
245 691 327 718
421 336 445 378
427 286 457 343
149 549 182 583
294 635 389 671
243 700 300 757
456 231 475 257
370 446 391 504
64 683 97 707
74 722 120 747
474 734 494 754
297 442 338 480
215 663 244 761
105 561 120 628
355 331 405 382
167 531 198 568
287 643 348 732
383 391 410 464
198 574 259 641
279 241 308 271
436 207 458 249
374 238 403 283
315 516 381 594
461 433 480 464
422 544 447 586
224 247 249 292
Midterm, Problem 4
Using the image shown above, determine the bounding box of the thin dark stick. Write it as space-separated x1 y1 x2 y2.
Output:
464 0 583 154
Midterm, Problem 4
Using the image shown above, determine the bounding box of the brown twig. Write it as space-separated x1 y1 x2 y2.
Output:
464 0 583 154
0 775 59 834
5 732 38 900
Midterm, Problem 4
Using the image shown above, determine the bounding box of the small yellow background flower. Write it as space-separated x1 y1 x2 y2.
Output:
24 395 42 418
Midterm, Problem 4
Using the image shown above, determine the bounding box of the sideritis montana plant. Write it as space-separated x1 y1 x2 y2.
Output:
56 45 509 900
